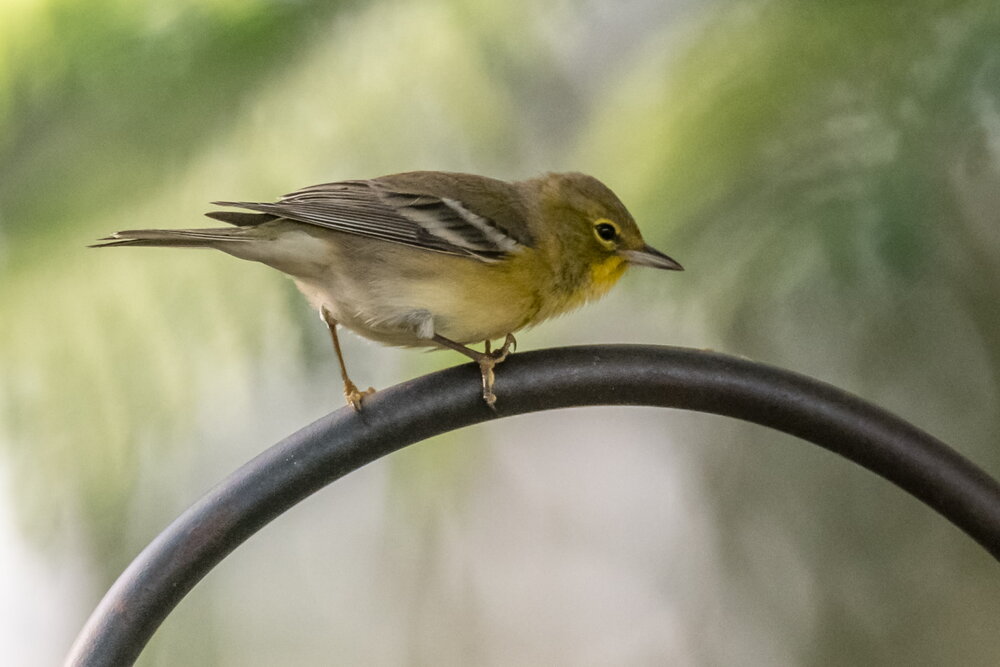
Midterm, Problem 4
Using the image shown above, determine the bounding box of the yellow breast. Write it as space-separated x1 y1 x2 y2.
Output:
590 255 627 291
538 254 628 319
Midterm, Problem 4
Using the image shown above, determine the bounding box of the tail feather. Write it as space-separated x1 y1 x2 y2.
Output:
90 228 252 248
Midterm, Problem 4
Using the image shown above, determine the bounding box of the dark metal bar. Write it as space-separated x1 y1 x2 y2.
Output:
66 345 1000 666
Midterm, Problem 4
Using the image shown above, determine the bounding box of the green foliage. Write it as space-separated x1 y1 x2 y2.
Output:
0 0 344 240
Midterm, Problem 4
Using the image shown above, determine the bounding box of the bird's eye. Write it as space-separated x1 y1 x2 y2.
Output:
594 222 618 242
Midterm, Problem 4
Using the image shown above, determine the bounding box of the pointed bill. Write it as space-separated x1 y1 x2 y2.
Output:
620 244 684 271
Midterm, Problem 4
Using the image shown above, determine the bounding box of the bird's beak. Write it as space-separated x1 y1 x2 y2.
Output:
620 244 684 271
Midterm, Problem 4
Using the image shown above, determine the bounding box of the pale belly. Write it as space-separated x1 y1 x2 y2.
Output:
270 229 542 347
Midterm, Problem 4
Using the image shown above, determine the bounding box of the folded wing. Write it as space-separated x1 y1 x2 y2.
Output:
210 176 531 262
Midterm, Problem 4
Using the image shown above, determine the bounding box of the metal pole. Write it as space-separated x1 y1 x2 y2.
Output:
66 345 1000 666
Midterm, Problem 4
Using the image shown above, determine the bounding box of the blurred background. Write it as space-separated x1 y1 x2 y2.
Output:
2 0 999 664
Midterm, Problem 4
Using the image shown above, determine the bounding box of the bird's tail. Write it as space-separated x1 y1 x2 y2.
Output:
89 228 253 249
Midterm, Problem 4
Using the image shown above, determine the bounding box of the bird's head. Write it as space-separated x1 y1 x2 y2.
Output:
533 173 683 292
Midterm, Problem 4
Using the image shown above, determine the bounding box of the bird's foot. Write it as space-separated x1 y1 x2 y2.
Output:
478 334 517 409
484 333 517 363
344 380 376 412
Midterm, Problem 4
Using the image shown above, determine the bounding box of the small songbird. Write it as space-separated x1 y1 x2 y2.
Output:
93 171 682 410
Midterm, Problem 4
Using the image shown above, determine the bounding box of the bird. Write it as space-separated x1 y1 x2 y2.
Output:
93 171 683 410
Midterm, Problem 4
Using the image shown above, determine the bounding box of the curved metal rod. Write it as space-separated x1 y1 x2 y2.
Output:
66 345 1000 666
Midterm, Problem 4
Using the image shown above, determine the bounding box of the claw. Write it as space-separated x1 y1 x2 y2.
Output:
344 381 376 412
495 333 517 359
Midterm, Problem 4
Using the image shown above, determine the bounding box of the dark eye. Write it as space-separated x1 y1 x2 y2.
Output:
595 222 618 242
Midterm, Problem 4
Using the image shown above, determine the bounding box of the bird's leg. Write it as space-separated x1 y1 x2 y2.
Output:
321 306 375 411
432 333 517 409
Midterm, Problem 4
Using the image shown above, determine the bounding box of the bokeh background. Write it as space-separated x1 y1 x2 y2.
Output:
3 0 1000 664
